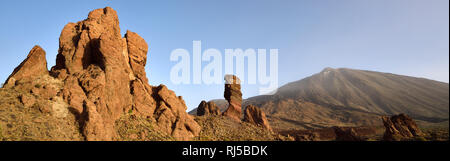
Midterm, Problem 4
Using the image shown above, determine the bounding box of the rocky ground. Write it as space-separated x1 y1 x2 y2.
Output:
0 88 83 141
194 115 292 141
421 128 449 141
114 114 175 141
276 123 448 141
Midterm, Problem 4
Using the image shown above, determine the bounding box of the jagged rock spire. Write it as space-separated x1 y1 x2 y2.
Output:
222 75 242 122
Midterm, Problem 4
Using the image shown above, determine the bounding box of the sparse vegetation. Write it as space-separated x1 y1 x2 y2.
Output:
0 123 3 140
0 88 83 141
115 114 175 141
421 128 449 141
194 115 292 141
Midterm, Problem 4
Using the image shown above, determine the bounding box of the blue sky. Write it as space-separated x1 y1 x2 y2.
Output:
0 0 448 111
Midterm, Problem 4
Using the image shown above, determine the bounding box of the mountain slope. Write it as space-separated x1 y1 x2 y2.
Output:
244 68 449 130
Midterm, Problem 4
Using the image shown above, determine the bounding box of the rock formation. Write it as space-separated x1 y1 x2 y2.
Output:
222 75 242 122
196 100 221 116
243 105 272 131
333 127 363 141
3 7 200 141
3 46 48 88
382 114 423 141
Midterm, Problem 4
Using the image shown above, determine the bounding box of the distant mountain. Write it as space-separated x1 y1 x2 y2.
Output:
246 68 449 130
191 68 449 130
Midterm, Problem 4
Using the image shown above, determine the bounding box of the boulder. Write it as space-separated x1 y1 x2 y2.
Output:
222 75 242 122
196 100 221 116
243 105 272 131
382 113 424 141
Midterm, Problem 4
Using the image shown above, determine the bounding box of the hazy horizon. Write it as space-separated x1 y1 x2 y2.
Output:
1 0 448 111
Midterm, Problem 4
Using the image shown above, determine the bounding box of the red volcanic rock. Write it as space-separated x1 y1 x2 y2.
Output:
152 85 201 140
54 7 121 73
60 76 87 115
4 7 200 141
50 8 134 140
130 80 156 117
82 100 112 141
222 75 242 122
125 30 149 83
3 46 48 88
243 105 272 131
382 113 424 141
196 100 221 116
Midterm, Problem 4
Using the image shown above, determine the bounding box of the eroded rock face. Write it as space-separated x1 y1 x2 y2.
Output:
382 114 423 141
126 30 149 83
153 85 201 140
4 7 200 141
196 100 221 116
48 7 133 140
3 46 48 88
222 75 242 122
243 105 272 131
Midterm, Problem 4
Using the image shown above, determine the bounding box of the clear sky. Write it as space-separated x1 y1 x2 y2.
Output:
0 0 448 111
